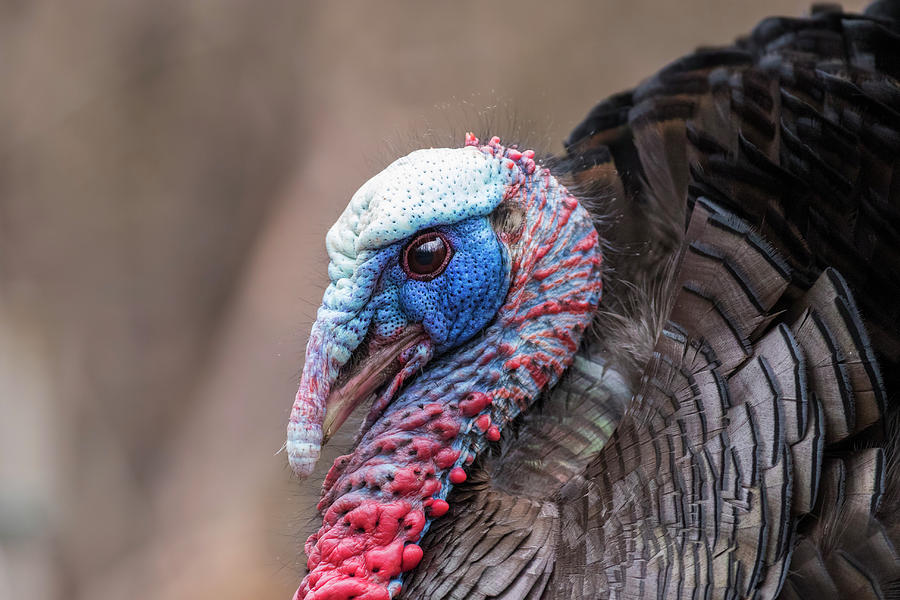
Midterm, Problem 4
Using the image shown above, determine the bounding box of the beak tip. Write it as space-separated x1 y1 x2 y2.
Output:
287 440 321 479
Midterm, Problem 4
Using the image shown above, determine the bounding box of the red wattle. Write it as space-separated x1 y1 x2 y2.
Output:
429 499 450 517
475 414 491 432
299 393 477 599
449 467 467 484
433 448 460 469
401 544 424 571
459 391 492 416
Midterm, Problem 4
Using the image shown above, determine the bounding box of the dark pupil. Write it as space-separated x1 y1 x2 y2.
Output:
409 237 447 275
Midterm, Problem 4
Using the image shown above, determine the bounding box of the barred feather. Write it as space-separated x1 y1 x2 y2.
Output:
405 4 900 598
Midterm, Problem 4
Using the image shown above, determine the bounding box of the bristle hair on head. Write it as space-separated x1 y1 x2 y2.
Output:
369 96 553 172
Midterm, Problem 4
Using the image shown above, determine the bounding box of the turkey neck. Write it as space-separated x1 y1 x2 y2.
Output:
299 150 603 600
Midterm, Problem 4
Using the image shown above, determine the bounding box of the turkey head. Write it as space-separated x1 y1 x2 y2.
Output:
287 135 602 600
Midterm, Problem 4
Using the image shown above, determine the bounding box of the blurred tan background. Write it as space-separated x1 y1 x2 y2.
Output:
0 1 867 599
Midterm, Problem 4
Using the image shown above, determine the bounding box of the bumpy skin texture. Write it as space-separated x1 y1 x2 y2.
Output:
287 146 513 477
385 218 509 352
291 136 602 600
286 148 514 476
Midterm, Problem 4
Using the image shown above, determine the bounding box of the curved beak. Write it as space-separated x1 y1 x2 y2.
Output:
321 325 429 443
287 322 430 478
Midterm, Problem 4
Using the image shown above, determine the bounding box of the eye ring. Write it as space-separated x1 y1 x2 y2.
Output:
402 231 453 281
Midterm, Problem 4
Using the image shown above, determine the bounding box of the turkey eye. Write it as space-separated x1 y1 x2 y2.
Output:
402 232 452 281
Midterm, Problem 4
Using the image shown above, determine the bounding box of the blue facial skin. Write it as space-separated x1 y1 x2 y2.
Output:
369 216 510 354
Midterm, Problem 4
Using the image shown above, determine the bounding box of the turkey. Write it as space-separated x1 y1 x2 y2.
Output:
286 2 900 599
